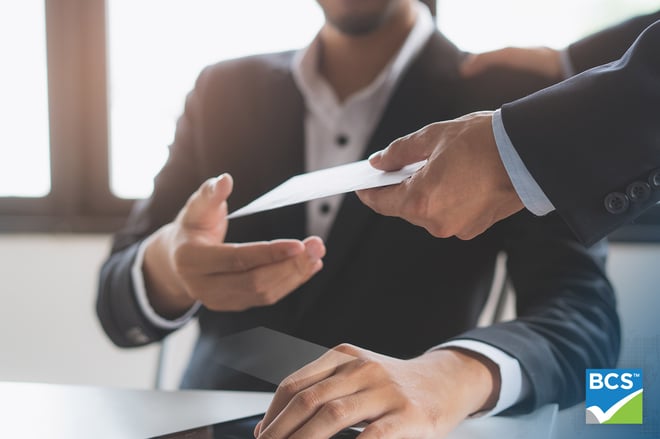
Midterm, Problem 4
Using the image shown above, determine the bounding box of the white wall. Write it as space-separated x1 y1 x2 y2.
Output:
1 235 658 400
0 235 158 389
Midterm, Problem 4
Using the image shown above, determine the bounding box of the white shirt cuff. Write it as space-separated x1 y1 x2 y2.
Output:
559 47 576 78
434 339 528 417
492 109 555 216
131 237 201 330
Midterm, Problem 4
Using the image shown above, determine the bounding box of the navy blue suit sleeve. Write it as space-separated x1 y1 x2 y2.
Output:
450 212 620 413
96 67 212 347
501 20 660 245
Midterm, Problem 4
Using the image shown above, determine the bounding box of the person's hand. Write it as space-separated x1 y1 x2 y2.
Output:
142 174 325 317
357 111 524 240
460 47 562 80
253 344 497 439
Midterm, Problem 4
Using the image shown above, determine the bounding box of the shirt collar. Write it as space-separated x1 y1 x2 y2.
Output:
292 1 435 113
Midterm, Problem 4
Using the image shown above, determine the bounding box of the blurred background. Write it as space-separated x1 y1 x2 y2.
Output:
0 1 658 428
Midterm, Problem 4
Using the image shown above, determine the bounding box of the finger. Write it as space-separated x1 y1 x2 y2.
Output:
254 420 262 438
198 237 326 310
180 173 234 230
459 50 506 77
260 375 371 439
175 239 306 274
358 414 406 439
369 129 436 171
459 52 481 77
287 388 393 439
356 183 407 216
261 346 359 432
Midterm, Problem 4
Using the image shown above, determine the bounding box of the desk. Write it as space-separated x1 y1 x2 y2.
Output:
0 382 557 438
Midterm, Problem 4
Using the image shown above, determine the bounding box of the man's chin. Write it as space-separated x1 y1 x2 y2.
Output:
329 14 386 35
320 0 402 36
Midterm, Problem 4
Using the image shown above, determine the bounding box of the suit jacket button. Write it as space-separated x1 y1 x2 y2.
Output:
126 326 150 344
626 181 651 202
604 192 629 214
648 168 660 189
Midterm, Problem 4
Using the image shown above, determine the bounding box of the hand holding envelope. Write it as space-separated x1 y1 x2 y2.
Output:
227 159 426 219
140 175 326 318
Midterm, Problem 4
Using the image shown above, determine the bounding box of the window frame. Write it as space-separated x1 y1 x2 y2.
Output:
1 0 659 241
0 0 130 233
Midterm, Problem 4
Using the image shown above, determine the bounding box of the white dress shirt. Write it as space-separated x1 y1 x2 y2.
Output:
132 1 526 416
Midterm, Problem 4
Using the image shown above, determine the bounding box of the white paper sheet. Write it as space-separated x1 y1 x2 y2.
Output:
227 159 426 219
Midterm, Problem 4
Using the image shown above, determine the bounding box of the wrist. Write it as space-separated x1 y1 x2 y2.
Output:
422 348 499 415
143 225 195 317
445 347 501 413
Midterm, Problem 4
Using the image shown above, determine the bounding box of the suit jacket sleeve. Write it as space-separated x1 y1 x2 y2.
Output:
451 213 620 413
96 67 214 347
500 20 660 246
568 10 660 73
97 53 302 348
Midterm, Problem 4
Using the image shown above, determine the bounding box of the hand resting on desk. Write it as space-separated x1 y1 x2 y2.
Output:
255 344 499 439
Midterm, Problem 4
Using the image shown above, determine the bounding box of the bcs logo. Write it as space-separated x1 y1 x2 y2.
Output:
586 369 643 424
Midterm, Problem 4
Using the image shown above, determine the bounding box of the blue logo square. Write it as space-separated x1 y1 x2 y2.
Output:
585 368 643 424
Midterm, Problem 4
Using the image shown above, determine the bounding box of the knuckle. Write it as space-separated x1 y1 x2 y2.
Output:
363 422 391 439
278 376 301 399
399 398 419 415
334 343 359 357
403 190 430 221
322 400 349 422
427 223 452 239
294 389 320 411
358 358 386 378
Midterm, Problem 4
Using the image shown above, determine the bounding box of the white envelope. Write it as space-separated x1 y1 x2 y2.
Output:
227 159 426 219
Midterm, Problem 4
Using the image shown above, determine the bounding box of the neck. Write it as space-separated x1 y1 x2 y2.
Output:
318 1 416 102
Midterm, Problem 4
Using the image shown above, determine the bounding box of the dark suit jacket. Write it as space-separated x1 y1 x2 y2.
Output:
97 32 620 413
502 16 660 246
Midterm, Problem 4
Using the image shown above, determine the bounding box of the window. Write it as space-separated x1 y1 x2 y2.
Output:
0 1 50 197
1 0 659 239
107 1 324 199
437 0 659 52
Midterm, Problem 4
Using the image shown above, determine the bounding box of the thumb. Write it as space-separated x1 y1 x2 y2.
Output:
369 125 437 171
179 173 233 231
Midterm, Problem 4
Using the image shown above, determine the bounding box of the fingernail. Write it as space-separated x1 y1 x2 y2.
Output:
305 240 325 260
208 175 224 195
368 151 382 162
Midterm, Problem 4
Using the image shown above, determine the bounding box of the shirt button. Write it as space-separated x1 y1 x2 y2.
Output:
336 134 349 147
319 202 331 215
